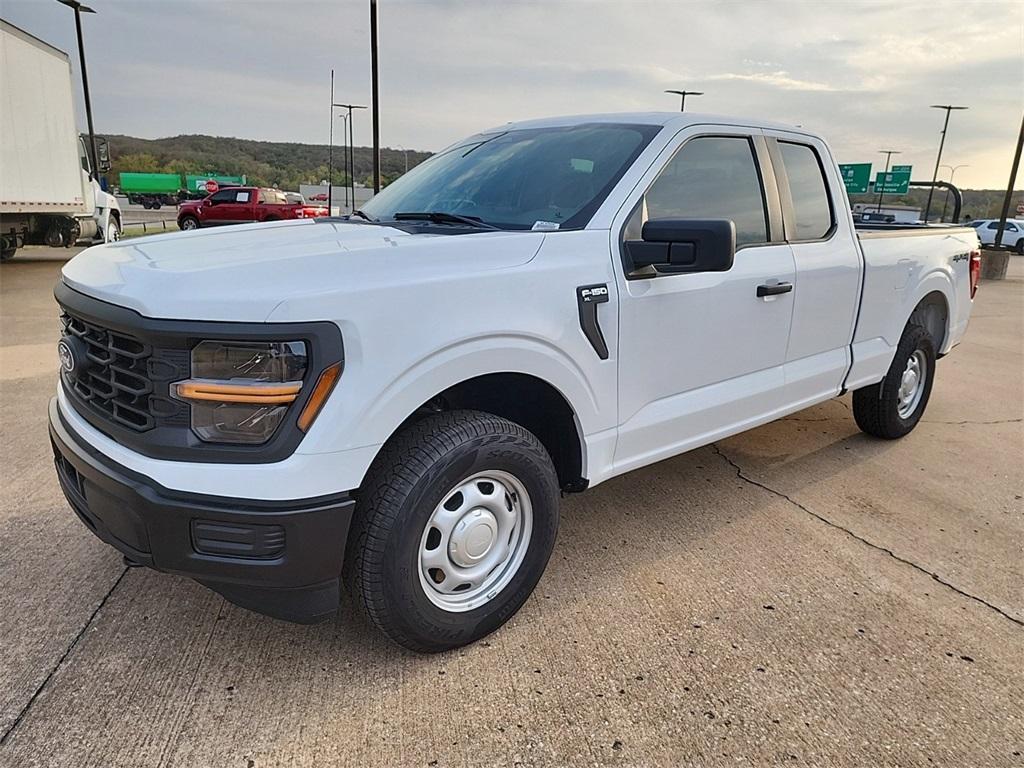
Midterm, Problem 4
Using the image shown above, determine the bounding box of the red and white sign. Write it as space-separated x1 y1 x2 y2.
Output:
205 179 219 194
1015 201 1024 215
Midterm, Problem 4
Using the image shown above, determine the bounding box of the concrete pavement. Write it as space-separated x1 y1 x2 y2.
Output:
1 247 1021 767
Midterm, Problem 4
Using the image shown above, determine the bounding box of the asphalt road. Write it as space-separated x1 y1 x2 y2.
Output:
1 247 1021 767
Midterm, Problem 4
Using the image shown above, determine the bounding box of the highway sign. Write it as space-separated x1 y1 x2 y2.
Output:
891 164 913 174
839 163 872 194
873 170 911 195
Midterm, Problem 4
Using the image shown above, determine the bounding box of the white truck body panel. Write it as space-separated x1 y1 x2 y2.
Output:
0 20 89 215
56 112 978 500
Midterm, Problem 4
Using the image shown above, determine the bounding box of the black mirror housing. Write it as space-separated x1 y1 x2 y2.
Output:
626 218 736 275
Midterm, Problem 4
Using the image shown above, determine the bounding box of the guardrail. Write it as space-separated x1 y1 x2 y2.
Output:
122 219 177 234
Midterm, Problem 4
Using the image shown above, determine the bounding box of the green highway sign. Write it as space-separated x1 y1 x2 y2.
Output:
839 163 872 194
891 164 913 174
873 170 911 195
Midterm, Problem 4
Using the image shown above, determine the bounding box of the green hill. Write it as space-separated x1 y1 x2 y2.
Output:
106 134 433 192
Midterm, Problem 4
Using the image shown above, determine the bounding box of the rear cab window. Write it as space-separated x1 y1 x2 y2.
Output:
777 141 834 241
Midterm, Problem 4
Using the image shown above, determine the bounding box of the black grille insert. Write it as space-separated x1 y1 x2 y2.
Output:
61 311 155 431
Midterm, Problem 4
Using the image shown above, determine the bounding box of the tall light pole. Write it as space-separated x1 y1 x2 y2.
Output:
939 164 969 223
57 0 99 180
875 149 901 213
370 0 381 193
923 104 968 222
327 70 335 212
665 89 703 112
395 145 409 174
334 103 366 212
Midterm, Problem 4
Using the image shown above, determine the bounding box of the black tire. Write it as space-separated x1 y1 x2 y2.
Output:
1 246 16 262
345 410 560 652
853 324 935 439
178 215 200 231
1015 238 1023 255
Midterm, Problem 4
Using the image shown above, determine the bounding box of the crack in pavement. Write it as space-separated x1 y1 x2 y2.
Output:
710 444 1024 629
920 418 1023 426
0 566 129 746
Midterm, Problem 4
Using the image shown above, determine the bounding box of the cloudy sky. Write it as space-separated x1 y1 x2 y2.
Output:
4 0 1022 188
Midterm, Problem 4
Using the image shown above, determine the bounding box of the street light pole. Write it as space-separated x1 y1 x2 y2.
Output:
57 0 99 180
875 149 901 213
338 113 349 209
370 0 381 193
664 89 703 112
328 69 334 213
939 164 969 223
923 104 968 222
334 103 367 213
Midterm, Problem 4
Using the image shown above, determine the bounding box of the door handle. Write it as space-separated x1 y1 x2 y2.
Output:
756 282 793 298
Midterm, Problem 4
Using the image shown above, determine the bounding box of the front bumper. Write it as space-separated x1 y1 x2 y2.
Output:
48 397 356 623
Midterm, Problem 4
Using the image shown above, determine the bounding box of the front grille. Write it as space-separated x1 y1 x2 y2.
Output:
61 311 155 431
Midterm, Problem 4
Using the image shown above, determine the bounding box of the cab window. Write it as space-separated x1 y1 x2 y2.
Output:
778 142 834 241
627 136 769 248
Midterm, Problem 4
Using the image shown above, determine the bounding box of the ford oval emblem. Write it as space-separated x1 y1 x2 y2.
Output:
57 338 76 374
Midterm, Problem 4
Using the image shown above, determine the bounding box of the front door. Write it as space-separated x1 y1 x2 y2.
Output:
612 129 796 474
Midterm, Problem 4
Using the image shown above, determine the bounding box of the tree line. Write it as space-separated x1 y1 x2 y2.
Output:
107 134 432 192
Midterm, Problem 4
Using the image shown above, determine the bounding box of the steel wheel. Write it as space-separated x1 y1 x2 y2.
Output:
897 348 927 419
417 470 533 612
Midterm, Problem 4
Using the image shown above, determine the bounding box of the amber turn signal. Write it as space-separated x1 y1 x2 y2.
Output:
297 362 342 432
173 380 302 405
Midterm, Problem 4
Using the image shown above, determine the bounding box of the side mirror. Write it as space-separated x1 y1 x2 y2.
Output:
625 218 736 275
95 136 112 173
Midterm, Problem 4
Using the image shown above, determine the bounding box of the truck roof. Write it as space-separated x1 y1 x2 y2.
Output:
0 19 70 61
486 111 817 137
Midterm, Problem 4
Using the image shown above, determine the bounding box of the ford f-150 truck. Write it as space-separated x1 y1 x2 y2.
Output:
176 186 327 230
49 113 981 652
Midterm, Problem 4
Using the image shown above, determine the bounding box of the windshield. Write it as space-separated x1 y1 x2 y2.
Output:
359 123 660 230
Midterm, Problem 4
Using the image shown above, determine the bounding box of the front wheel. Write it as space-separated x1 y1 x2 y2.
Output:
853 324 935 439
1016 238 1023 255
345 410 560 652
179 216 200 231
104 217 120 244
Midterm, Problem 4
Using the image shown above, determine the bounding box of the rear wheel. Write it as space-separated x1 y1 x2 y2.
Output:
179 215 200 231
1 244 16 262
853 324 935 439
1016 238 1023 255
345 410 560 652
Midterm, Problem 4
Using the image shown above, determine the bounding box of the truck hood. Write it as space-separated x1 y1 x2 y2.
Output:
61 219 545 321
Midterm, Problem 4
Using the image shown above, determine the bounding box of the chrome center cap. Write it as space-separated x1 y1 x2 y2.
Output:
448 508 498 567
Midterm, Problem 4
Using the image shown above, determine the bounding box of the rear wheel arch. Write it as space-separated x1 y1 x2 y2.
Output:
908 290 949 354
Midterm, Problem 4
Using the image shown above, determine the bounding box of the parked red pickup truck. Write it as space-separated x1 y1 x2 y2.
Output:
177 187 328 230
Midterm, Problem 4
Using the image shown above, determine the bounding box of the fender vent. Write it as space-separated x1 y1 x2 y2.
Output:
191 520 286 560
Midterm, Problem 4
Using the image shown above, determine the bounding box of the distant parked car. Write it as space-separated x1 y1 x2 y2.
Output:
857 211 896 224
177 187 328 230
971 219 1024 252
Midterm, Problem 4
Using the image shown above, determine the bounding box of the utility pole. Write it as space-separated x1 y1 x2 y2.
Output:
370 0 381 192
875 149 901 213
994 112 1024 249
939 164 969 223
664 89 703 112
923 104 968 222
57 1 99 180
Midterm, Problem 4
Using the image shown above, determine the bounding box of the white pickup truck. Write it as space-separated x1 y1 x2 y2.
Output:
49 113 981 652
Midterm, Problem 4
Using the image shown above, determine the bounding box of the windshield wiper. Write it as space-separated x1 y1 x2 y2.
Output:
392 211 499 230
350 209 374 222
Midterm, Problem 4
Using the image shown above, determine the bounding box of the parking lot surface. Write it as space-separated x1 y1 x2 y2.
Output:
1 247 1021 767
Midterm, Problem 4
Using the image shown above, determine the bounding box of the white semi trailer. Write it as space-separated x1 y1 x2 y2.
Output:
0 19 120 261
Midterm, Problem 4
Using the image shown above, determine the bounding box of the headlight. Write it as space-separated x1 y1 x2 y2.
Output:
171 340 308 444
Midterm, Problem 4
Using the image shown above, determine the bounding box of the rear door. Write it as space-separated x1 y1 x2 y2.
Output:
763 132 862 405
611 127 797 473
214 188 256 224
